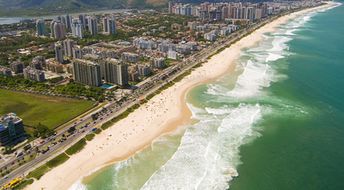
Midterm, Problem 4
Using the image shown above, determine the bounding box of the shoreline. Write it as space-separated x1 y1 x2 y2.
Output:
26 3 336 190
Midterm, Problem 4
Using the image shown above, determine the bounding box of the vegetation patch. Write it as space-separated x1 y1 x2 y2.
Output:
27 164 50 180
94 128 102 134
45 153 70 168
65 138 87 155
85 133 95 141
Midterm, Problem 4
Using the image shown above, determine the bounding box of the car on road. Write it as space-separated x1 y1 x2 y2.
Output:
16 152 23 158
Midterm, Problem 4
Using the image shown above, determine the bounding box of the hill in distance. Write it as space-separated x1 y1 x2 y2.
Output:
0 0 169 16
0 0 266 17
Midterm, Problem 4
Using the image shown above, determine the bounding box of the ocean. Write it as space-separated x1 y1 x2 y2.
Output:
71 2 344 190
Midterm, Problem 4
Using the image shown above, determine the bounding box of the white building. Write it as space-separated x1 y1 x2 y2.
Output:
72 19 83 39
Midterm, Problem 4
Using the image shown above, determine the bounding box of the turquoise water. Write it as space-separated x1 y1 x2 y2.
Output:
230 3 344 189
71 3 344 190
100 84 114 89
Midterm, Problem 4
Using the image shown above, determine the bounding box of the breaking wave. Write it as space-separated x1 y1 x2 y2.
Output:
140 104 264 190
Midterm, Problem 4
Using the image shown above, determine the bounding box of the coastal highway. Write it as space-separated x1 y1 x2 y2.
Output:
0 8 299 186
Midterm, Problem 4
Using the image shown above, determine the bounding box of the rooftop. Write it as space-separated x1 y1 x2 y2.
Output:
0 113 23 131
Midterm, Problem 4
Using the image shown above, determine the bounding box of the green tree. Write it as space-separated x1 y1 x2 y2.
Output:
33 123 55 138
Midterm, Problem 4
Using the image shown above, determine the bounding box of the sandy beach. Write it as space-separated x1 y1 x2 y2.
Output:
26 3 335 190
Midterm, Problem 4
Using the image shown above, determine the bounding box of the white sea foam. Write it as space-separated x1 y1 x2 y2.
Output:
187 103 208 120
69 180 87 190
205 8 321 100
266 35 291 62
140 104 263 190
206 59 273 98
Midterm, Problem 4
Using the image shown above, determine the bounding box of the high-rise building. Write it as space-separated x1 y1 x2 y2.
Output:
53 22 66 40
50 21 56 38
79 14 86 29
168 1 173 14
116 63 129 86
107 17 116 35
0 113 26 146
255 8 263 20
71 19 83 39
102 17 109 33
87 16 98 36
65 14 72 31
61 16 66 26
55 42 64 63
247 6 255 21
102 16 116 35
72 59 101 86
262 3 268 18
36 19 45 36
99 59 128 86
222 6 229 19
63 39 75 58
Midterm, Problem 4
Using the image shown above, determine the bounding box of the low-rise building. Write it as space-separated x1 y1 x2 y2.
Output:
133 37 157 50
167 50 177 60
158 41 176 53
128 66 139 82
30 56 46 70
10 61 24 74
0 66 12 76
204 30 217 41
176 44 191 55
72 45 83 59
187 21 198 30
138 64 152 77
23 67 45 82
152 57 166 69
46 61 64 73
121 52 139 63
220 26 231 36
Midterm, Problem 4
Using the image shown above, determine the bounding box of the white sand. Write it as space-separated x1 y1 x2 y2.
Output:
26 3 335 189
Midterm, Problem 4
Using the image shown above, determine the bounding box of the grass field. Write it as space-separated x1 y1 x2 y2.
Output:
0 89 94 132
